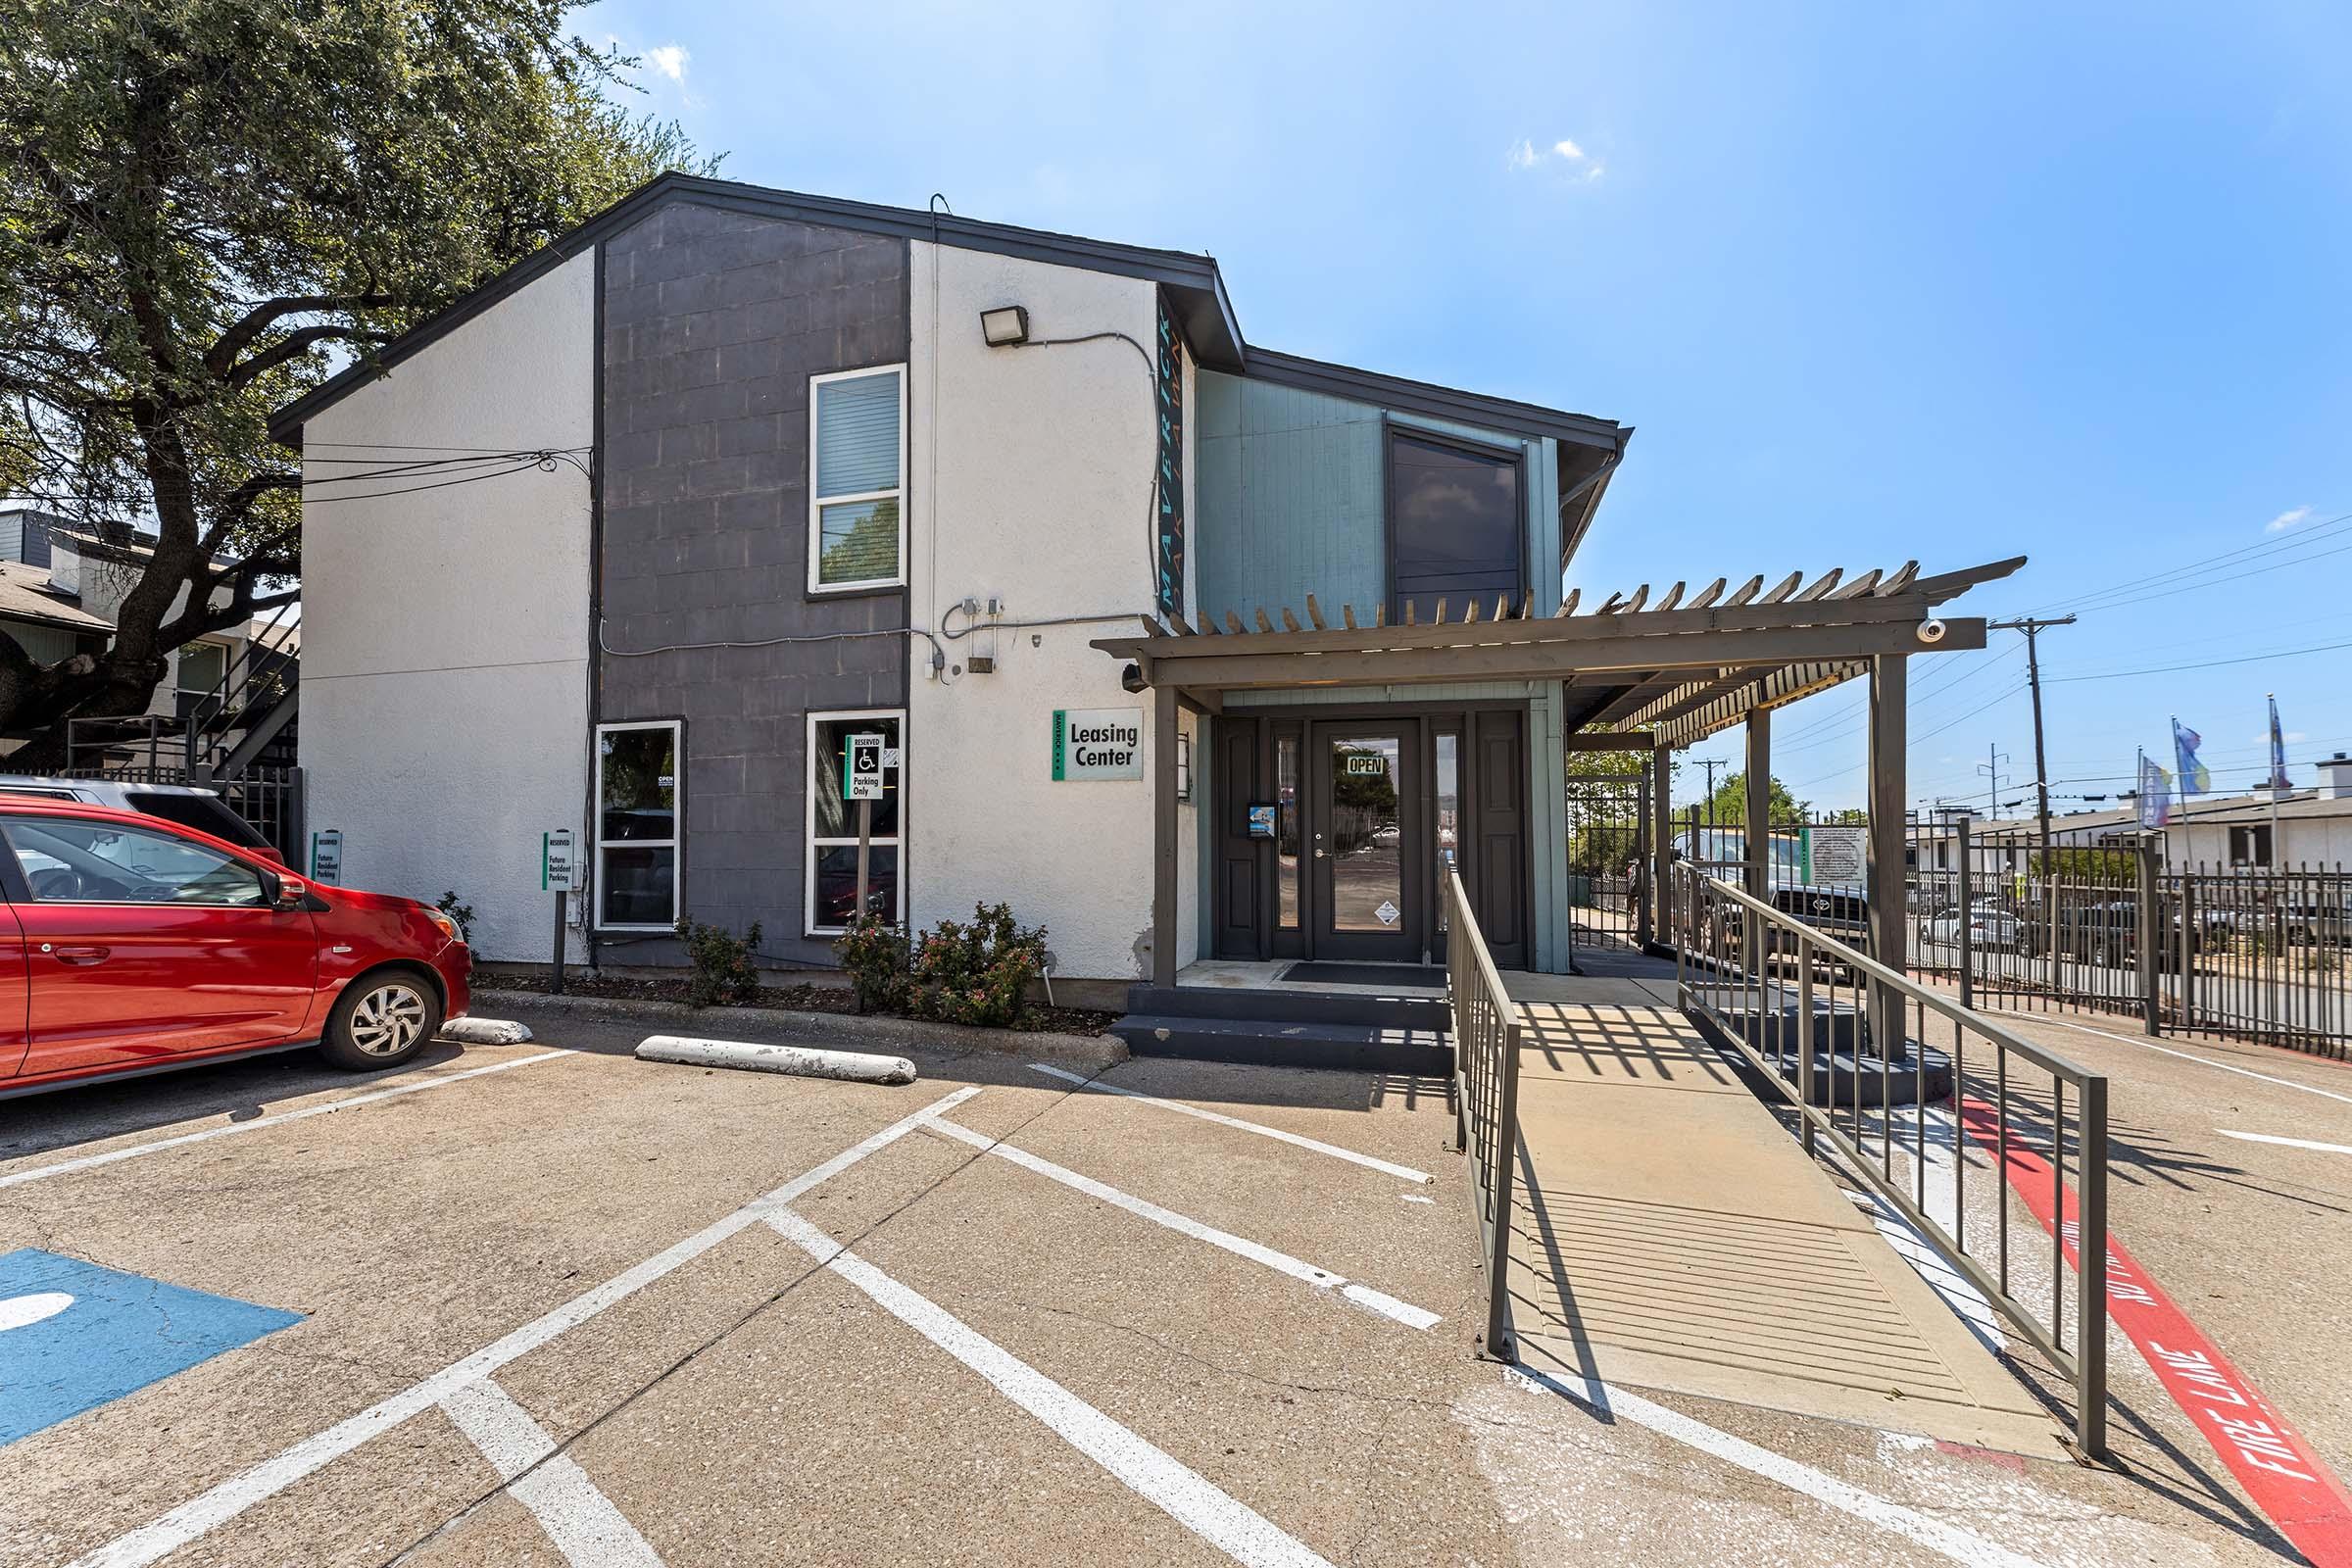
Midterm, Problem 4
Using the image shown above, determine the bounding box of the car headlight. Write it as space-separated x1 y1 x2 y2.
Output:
424 906 462 943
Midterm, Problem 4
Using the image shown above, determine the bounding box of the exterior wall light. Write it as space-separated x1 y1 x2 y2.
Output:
980 305 1030 346
1176 732 1194 803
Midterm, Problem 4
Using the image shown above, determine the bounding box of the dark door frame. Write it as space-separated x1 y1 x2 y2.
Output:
1212 699 1529 968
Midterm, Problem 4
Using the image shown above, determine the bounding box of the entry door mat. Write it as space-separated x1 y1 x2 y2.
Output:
1278 962 1446 989
0 1248 302 1445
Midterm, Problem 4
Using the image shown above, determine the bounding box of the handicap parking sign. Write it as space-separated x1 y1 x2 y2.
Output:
0 1249 301 1446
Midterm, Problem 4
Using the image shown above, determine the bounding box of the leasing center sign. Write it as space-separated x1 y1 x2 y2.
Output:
1053 708 1144 780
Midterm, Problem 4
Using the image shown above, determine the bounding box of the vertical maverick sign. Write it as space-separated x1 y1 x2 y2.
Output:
1154 290 1186 619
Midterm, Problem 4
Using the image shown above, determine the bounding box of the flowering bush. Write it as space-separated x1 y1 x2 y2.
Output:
910 903 1049 1028
835 903 1047 1027
675 916 762 1007
835 913 911 1012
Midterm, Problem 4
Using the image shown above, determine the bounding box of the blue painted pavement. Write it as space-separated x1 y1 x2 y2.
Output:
0 1249 301 1445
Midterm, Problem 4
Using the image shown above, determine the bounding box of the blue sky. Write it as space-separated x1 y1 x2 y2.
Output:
589 1 2352 814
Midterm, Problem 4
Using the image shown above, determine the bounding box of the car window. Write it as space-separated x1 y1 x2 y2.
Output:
0 787 82 801
122 790 270 849
3 818 267 907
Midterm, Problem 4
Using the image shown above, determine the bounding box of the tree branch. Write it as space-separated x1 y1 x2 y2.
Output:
197 471 300 554
158 583 300 650
203 293 395 379
220 323 398 391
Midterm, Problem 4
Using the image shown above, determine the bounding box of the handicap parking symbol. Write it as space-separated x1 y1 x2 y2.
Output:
0 1249 301 1446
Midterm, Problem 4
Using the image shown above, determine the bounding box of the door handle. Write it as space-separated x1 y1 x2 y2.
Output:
51 945 110 965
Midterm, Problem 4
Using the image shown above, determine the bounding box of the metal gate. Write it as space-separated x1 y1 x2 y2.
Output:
1565 774 1647 952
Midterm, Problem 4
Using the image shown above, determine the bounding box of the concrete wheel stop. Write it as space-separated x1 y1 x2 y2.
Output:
635 1034 918 1085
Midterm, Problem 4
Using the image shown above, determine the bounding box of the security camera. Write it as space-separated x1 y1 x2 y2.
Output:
1916 618 1947 645
1120 662 1146 693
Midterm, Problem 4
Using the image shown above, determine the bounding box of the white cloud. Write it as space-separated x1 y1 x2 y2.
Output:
2266 505 2313 532
1507 136 1605 182
645 43 689 82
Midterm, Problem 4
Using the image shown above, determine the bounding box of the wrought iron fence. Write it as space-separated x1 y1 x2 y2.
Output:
1566 775 1647 952
1446 869 1524 1360
1671 861 2111 1460
1909 820 2349 1058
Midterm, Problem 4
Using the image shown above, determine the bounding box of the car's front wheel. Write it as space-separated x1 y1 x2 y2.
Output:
318 970 443 1071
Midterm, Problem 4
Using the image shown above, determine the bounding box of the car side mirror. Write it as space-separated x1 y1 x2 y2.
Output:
275 874 310 908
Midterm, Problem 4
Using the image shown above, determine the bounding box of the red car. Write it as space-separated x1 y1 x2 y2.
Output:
0 798 470 1099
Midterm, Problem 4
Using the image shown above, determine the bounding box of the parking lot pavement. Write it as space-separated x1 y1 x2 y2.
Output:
0 1005 2329 1566
1964 1006 2352 1471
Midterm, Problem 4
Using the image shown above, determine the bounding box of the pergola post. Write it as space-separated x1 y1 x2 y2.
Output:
1866 654 1909 1055
1743 709 1772 903
1152 687 1179 988
1649 742 1674 951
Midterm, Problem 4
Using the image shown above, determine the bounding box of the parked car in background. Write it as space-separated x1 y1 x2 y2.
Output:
1925 904 2024 950
0 799 469 1099
0 774 278 861
2280 897 2351 949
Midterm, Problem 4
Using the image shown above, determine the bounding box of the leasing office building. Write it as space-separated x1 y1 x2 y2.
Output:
280 173 2004 991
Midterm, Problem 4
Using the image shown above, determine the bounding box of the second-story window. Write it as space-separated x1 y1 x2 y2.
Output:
809 365 906 593
1387 428 1524 622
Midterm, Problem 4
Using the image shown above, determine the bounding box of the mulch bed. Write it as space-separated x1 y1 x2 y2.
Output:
478 967 1117 1036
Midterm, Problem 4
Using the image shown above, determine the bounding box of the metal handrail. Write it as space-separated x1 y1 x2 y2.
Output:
1446 870 1523 1360
186 598 301 773
1673 862 2110 1461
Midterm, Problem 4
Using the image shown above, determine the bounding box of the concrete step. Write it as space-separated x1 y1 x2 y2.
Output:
1121 984 1451 1032
1109 1013 1452 1075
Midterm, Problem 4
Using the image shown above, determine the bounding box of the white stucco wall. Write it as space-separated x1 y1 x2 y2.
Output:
906 242 1199 982
299 252 595 961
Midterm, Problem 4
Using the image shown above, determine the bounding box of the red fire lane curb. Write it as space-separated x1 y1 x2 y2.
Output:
1956 1099 2352 1566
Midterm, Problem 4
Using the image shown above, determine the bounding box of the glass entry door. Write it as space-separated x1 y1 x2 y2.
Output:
1309 725 1421 960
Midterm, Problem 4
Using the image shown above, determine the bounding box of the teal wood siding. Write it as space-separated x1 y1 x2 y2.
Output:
1196 372 1563 626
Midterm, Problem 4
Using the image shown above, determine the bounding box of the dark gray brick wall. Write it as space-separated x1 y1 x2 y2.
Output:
598 200 908 967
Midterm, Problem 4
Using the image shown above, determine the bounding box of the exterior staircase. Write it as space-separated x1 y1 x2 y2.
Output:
1110 984 1453 1074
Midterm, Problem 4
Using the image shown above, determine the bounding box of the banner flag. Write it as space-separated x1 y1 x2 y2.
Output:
2137 753 2175 830
2269 695 2292 792
2173 719 2212 798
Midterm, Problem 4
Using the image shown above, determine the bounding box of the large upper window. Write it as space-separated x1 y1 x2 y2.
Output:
808 366 906 593
807 710 903 934
596 720 679 930
1388 429 1524 622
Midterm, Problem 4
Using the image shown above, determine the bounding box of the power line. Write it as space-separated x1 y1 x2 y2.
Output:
2046 635 2352 682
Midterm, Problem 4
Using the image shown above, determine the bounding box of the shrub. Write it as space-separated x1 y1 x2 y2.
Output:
907 902 1048 1028
835 913 911 1013
675 916 762 1007
435 891 476 945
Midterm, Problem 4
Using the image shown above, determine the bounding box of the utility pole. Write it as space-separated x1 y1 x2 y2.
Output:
1988 615 2075 864
1991 614 2074 995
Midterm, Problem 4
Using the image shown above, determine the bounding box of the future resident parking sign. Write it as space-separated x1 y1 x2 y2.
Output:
1052 708 1144 780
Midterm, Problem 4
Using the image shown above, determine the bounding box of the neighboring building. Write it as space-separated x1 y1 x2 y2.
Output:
0 507 261 744
272 173 2005 986
1934 776 2352 872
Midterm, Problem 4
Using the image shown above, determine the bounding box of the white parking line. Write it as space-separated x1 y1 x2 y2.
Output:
924 1117 1439 1331
1998 1013 2352 1106
1506 1368 2047 1568
440 1379 663 1566
1028 1063 1435 1184
70 1086 984 1568
0 1050 575 1190
2216 1128 2352 1156
766 1207 1336 1568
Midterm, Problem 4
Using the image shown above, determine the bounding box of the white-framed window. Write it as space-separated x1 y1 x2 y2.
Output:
2229 824 2273 867
595 719 681 930
806 709 903 934
808 364 906 593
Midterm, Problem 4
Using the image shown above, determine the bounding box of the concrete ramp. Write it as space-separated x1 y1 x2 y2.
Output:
1500 982 2067 1459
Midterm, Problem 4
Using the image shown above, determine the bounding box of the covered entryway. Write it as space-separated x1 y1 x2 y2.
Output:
1208 709 1527 970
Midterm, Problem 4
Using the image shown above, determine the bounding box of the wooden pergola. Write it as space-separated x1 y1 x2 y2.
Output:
1098 556 2026 994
